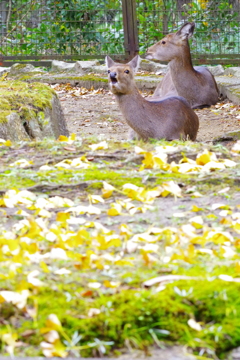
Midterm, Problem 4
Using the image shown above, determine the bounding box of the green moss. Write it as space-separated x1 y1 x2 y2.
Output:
79 74 108 82
17 72 44 81
9 279 240 358
0 81 55 124
83 169 140 185
0 111 11 123
48 74 108 82
13 64 29 70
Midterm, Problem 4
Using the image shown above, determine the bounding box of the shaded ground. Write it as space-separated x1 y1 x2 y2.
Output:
56 85 240 143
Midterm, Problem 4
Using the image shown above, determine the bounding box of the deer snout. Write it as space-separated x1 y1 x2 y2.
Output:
145 48 153 60
110 71 118 83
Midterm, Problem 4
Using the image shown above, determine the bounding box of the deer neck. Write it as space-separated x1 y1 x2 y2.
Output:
114 86 147 126
169 47 194 80
115 85 142 106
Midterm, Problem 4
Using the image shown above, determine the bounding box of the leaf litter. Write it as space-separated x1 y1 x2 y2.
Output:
0 86 240 358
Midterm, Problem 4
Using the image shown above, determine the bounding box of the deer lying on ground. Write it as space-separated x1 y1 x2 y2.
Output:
146 22 219 109
106 55 199 141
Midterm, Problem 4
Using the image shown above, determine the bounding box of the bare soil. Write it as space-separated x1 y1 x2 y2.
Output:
56 86 240 143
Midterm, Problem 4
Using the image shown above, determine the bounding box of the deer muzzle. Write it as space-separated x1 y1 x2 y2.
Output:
110 72 118 84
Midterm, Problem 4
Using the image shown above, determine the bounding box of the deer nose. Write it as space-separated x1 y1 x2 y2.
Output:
110 72 117 80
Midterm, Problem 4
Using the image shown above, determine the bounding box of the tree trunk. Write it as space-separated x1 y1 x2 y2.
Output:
0 1 8 38
177 0 191 12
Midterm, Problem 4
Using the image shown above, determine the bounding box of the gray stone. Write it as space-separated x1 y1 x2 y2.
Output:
51 60 84 74
224 67 240 77
0 113 31 141
92 64 109 74
9 63 45 76
0 82 68 141
213 130 240 144
78 60 100 72
155 65 168 75
206 64 225 76
136 75 160 91
0 66 10 76
140 59 168 74
225 130 240 140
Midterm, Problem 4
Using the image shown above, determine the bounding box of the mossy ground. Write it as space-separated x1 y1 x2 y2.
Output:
0 136 240 358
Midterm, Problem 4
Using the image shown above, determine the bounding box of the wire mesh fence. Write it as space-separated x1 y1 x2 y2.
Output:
0 0 124 61
0 0 240 65
136 0 240 64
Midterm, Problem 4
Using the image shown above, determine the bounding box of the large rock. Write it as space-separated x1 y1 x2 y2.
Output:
51 60 84 74
78 60 100 72
206 64 225 76
140 59 168 74
224 67 240 77
91 64 109 74
0 81 68 141
9 63 46 76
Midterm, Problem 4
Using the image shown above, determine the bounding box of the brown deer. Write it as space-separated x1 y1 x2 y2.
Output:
106 55 199 141
146 22 219 109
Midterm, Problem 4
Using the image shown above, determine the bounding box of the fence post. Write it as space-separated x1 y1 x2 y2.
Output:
122 0 139 60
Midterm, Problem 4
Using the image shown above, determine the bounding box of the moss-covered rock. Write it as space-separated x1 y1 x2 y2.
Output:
0 81 68 141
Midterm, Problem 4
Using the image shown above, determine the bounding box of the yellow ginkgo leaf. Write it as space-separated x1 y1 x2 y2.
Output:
9 159 33 168
0 290 29 309
187 319 202 331
104 280 121 288
45 314 62 331
203 161 226 171
142 152 154 169
2 332 19 357
88 194 105 204
40 339 67 358
191 205 203 212
161 181 182 198
58 135 69 142
107 203 122 216
56 212 70 223
122 183 143 200
89 141 108 151
44 330 59 343
134 146 146 154
102 181 116 199
69 133 76 141
196 149 217 165
0 139 12 147
40 261 50 273
207 230 234 244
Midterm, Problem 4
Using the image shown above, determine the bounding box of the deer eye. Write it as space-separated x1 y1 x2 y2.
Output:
162 41 166 45
124 70 130 74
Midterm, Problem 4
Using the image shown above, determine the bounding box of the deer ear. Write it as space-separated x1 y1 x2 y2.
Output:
177 22 195 40
105 55 115 69
127 55 141 73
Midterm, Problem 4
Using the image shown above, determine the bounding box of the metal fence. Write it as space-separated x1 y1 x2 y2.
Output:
0 0 240 66
136 0 240 65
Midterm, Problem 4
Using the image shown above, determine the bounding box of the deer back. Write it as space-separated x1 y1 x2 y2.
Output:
146 22 219 108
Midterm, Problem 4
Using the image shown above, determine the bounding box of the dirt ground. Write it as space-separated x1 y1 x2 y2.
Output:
56 85 240 143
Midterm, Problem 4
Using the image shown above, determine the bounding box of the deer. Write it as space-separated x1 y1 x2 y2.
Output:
146 22 219 109
106 55 199 141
